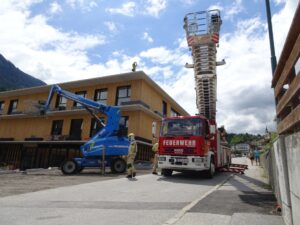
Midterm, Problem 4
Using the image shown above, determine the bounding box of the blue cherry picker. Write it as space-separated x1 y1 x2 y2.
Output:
41 84 129 175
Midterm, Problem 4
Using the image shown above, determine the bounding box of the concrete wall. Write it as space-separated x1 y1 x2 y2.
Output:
273 137 293 225
263 132 300 225
261 147 281 203
285 131 300 225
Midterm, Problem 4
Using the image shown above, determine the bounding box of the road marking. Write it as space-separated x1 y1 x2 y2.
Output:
162 174 234 225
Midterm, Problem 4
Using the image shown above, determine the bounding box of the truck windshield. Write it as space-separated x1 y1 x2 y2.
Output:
160 118 205 137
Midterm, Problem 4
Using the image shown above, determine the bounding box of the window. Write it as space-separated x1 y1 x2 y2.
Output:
51 120 63 135
69 119 83 140
8 99 18 114
160 118 204 137
0 101 4 114
120 116 129 128
73 91 87 108
119 116 129 136
116 86 131 106
55 95 67 110
171 108 180 117
162 101 167 117
90 118 105 137
94 89 107 105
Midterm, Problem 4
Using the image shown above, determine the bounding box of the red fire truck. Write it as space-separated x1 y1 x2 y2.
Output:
157 10 234 177
158 116 231 178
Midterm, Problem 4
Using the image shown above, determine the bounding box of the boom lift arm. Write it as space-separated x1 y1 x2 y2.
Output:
41 84 121 138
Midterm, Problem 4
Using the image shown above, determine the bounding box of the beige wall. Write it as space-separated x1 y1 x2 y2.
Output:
139 80 184 116
137 111 161 139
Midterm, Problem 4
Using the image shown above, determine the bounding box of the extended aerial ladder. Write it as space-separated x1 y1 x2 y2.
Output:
183 10 247 174
183 10 224 120
41 84 129 175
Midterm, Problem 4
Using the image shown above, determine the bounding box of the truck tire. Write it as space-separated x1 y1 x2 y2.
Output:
162 169 173 177
61 159 78 175
205 158 215 179
110 158 126 173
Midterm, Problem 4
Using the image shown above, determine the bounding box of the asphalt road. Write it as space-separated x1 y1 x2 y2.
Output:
0 169 230 225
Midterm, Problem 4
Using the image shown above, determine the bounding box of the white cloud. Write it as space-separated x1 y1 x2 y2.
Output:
0 0 42 13
224 0 244 20
105 0 167 18
105 2 136 17
142 32 154 43
144 0 167 18
273 0 286 5
66 0 98 12
104 21 118 33
49 2 62 15
140 47 178 64
181 0 197 5
208 4 224 12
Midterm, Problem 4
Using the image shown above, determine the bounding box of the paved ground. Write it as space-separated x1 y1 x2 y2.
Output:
0 158 284 225
173 157 284 225
0 167 231 225
0 163 151 197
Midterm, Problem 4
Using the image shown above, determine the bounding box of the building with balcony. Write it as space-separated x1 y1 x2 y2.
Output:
0 71 189 142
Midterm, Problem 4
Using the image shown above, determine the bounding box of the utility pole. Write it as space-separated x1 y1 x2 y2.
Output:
265 0 277 75
265 1 292 223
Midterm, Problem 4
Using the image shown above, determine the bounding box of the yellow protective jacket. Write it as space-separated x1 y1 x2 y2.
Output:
152 143 158 154
127 141 137 161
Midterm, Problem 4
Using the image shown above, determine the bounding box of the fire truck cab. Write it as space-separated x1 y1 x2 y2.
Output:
157 115 227 178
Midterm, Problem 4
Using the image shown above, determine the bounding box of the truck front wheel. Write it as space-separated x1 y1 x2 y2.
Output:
61 159 78 175
205 159 215 179
110 158 126 173
162 169 173 177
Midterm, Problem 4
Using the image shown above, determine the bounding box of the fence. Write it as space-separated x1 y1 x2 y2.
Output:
0 141 153 170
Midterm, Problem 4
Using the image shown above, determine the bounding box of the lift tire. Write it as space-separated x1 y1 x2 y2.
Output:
161 169 173 177
110 158 126 173
61 159 78 175
205 159 215 179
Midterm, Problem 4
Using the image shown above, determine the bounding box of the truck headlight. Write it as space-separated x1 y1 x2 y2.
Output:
194 158 203 163
159 157 166 161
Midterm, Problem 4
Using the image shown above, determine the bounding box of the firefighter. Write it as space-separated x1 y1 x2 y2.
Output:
126 133 137 178
152 137 159 175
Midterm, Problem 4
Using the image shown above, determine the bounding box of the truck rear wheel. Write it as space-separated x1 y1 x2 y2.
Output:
61 159 78 175
110 158 126 173
162 169 173 177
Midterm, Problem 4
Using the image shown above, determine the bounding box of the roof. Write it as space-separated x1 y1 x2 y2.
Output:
0 71 189 116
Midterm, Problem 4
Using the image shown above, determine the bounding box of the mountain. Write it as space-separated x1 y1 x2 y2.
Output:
0 54 46 91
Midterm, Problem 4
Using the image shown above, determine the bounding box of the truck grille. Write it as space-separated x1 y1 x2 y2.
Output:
164 148 194 155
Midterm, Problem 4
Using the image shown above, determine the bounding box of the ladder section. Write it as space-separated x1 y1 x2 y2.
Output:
193 44 217 120
183 10 222 120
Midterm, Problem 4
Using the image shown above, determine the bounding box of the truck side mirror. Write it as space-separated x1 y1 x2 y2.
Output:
209 125 216 134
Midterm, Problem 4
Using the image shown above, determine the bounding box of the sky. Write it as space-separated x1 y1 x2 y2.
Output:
0 0 298 134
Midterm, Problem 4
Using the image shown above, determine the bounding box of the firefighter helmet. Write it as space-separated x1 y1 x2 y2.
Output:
128 133 135 142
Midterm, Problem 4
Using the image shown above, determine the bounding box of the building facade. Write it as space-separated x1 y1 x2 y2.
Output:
233 143 251 155
0 71 189 142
